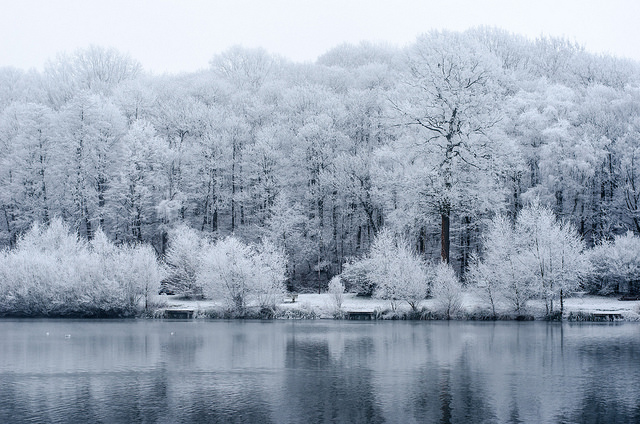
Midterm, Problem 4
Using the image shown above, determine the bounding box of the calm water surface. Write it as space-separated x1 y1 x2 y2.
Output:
0 320 639 424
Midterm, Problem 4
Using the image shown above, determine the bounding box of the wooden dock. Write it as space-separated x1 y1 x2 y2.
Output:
165 309 194 319
346 311 375 320
591 311 623 321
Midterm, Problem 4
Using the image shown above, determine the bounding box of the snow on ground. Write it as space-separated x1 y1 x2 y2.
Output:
158 291 640 319
561 294 639 314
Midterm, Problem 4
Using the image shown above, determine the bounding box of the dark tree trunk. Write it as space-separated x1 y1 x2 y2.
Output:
418 227 426 254
84 205 93 240
161 230 168 255
441 213 450 263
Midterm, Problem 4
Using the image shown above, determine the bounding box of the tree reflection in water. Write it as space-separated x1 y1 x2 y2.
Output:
0 320 639 423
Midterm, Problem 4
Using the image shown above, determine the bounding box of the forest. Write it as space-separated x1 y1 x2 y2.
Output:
1 27 640 296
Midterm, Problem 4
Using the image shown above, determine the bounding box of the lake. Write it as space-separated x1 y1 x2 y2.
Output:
0 320 638 423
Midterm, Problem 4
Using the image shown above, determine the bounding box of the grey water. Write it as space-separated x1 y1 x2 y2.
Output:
0 320 638 424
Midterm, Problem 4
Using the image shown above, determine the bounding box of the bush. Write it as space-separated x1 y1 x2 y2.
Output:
113 243 164 310
431 262 463 319
340 229 429 311
340 257 374 296
467 215 533 315
197 236 287 315
467 202 591 317
274 305 319 319
164 225 206 297
587 232 640 295
252 240 288 310
0 220 163 317
328 276 345 312
372 230 429 311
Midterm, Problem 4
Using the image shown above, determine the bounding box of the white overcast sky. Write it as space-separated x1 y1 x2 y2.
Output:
1 0 639 74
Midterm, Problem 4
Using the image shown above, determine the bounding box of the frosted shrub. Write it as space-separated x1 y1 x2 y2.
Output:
588 242 616 294
469 203 591 317
112 244 164 310
516 202 590 316
88 235 163 315
587 232 640 295
0 220 164 317
467 215 532 316
431 262 463 319
252 240 287 310
0 219 96 316
340 257 374 296
198 237 256 314
17 219 87 257
0 250 61 316
328 276 345 311
164 225 205 297
370 229 429 312
197 237 287 315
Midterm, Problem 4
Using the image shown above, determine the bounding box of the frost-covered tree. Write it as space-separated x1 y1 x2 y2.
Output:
0 67 46 110
470 203 590 317
0 103 56 245
0 219 163 317
262 193 309 286
252 240 287 310
44 45 141 107
210 46 279 91
516 202 591 316
467 215 533 315
328 276 345 312
109 119 169 243
616 115 640 234
588 232 640 295
57 93 127 239
197 236 287 314
369 229 429 311
190 107 227 233
164 225 205 297
394 30 505 263
242 125 284 227
431 261 463 319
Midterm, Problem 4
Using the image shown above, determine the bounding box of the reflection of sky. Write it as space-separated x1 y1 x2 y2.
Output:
0 320 639 423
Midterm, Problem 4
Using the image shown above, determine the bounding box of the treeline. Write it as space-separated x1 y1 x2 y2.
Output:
1 28 640 289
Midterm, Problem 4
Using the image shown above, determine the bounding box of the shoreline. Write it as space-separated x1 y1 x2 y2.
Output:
1 293 638 321
157 292 640 322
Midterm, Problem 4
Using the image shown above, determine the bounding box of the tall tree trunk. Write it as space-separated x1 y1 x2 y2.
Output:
231 140 237 231
418 227 426 254
39 145 49 225
460 216 471 274
161 230 168 255
441 213 450 263
84 204 93 240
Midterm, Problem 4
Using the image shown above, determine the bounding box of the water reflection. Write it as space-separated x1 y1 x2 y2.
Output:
281 332 384 423
0 320 638 423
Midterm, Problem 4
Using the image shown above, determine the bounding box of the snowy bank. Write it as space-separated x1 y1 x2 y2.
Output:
159 292 640 321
